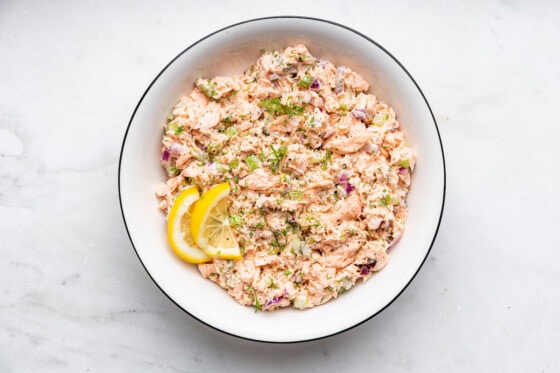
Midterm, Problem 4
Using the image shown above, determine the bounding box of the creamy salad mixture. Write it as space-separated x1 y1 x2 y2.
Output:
155 45 415 311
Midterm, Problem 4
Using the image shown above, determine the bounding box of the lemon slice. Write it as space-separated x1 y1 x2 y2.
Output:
191 182 241 260
167 186 212 263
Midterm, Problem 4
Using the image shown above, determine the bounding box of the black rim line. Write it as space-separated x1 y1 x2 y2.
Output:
117 15 447 344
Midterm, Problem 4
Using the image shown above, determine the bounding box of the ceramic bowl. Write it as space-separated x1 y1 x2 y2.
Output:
119 16 445 343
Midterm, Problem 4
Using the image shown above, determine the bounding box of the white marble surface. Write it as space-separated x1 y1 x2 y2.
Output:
1 0 559 371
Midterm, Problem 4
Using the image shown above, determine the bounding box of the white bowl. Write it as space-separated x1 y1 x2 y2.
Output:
119 16 445 343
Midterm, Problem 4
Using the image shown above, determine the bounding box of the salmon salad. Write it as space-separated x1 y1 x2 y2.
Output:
155 44 415 311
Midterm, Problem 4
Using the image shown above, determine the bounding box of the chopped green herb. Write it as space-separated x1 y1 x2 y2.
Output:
399 158 410 168
217 164 230 173
308 116 316 128
229 215 242 227
259 97 305 117
269 145 288 174
175 125 184 135
268 278 278 289
206 143 219 154
321 151 332 171
290 190 305 201
197 78 218 100
247 286 261 312
222 114 233 124
378 193 392 208
269 230 287 254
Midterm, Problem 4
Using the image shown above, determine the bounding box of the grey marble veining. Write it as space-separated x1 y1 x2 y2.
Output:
1 0 559 371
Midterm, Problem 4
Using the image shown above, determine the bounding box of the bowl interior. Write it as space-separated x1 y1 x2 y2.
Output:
119 17 445 342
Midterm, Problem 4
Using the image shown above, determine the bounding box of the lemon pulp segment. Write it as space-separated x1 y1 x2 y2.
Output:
191 183 241 260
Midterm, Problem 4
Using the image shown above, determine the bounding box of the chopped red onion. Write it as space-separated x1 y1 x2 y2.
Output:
169 143 185 156
287 215 298 227
351 109 367 120
310 78 321 90
338 170 351 182
367 217 383 230
162 150 170 162
311 96 324 107
398 167 408 174
337 171 355 194
207 162 217 174
323 129 334 140
360 142 378 153
263 289 288 310
335 66 346 94
359 259 377 276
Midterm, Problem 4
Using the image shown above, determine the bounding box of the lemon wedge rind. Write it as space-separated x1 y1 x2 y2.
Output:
167 186 212 264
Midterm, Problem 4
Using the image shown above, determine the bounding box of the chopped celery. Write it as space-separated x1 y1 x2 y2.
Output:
373 112 388 127
224 126 237 139
167 119 179 132
390 195 401 205
228 159 239 169
245 155 260 171
293 295 309 309
298 75 313 88
309 152 323 164
338 94 352 111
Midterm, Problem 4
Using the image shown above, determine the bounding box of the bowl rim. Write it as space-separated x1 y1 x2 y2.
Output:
118 15 446 343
